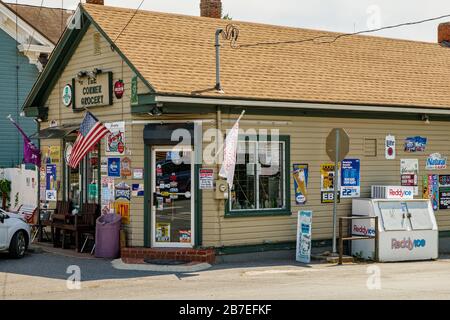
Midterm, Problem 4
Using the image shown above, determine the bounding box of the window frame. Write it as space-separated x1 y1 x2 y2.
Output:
225 135 291 218
63 138 101 208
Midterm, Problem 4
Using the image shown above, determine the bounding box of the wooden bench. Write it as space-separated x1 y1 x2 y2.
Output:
53 203 99 252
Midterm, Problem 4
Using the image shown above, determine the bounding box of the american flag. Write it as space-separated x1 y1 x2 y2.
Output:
68 112 109 168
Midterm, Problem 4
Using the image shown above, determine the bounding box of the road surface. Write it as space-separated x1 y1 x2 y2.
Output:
1 251 450 299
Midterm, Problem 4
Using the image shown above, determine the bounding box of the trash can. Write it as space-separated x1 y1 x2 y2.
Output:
95 213 122 259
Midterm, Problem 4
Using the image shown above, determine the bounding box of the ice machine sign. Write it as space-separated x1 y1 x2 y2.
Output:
391 238 426 251
388 187 413 199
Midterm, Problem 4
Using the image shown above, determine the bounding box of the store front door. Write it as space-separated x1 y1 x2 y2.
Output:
151 146 194 248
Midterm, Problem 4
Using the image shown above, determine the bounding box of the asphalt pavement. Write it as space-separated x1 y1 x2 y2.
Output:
2 250 450 299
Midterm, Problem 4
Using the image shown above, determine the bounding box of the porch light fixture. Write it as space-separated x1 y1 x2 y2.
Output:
76 70 87 79
149 106 163 116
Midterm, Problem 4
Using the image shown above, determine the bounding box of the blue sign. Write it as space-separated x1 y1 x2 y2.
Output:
340 159 361 198
296 211 312 264
108 157 121 177
46 164 57 191
404 136 427 152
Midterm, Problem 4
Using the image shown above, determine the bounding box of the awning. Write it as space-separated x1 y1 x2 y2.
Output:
144 123 195 145
30 124 79 139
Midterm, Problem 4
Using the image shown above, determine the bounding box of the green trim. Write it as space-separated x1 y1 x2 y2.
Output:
62 139 67 202
439 231 450 238
97 143 101 206
137 94 157 105
216 239 332 255
144 145 151 247
108 71 113 106
24 14 91 115
194 164 202 247
71 78 76 110
142 103 450 122
216 242 296 255
225 135 291 218
131 104 155 114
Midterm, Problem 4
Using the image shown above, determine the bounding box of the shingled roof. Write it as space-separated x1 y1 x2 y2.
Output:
80 4 450 110
6 2 73 44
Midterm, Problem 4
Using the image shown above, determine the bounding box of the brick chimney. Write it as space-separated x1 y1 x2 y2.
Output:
200 0 222 19
438 23 450 45
86 0 104 5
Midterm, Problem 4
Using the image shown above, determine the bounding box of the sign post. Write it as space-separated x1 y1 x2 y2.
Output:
326 128 350 254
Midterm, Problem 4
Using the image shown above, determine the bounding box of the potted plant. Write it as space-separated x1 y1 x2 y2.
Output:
0 179 11 210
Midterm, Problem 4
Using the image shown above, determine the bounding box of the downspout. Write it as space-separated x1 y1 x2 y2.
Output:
216 106 223 247
215 29 224 93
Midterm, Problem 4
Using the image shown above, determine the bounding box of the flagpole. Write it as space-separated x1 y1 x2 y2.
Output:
214 110 246 160
237 110 246 122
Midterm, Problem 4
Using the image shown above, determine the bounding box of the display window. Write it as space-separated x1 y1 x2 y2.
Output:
228 136 290 215
64 140 100 210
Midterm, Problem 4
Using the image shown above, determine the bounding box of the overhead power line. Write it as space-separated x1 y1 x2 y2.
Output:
112 0 145 45
234 13 450 49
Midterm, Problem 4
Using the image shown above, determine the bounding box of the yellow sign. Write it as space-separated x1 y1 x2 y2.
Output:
114 200 130 225
320 163 336 192
43 146 61 164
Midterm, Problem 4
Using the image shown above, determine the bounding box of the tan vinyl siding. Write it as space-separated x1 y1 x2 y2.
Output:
40 25 150 247
203 114 450 247
38 24 450 250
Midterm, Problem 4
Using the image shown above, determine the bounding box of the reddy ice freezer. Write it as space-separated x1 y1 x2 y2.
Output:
351 199 438 262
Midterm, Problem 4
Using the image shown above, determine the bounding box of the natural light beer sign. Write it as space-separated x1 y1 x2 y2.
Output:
72 71 113 110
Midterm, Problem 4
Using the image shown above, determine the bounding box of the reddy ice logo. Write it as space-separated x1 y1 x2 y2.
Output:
388 188 413 198
353 225 375 236
391 238 426 251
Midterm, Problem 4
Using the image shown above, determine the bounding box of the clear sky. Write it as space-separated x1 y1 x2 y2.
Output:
8 0 450 43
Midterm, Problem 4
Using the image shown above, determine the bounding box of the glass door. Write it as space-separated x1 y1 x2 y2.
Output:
151 146 194 248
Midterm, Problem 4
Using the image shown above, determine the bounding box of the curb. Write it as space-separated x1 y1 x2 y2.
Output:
111 259 212 273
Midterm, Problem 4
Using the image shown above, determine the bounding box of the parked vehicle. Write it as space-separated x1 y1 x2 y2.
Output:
0 209 30 258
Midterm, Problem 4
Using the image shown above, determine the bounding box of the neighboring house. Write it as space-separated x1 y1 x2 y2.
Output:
0 1 72 167
21 1 450 258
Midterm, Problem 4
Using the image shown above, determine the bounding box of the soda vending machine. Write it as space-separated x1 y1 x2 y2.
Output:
351 187 438 262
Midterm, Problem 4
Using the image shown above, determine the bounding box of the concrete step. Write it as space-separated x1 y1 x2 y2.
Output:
311 251 354 264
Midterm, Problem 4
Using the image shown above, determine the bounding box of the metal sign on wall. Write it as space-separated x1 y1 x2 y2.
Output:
72 71 113 110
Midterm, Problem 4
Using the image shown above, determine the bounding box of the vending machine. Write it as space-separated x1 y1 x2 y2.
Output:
351 195 438 262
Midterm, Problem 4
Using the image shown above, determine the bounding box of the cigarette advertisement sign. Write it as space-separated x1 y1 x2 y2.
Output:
105 121 125 156
423 175 439 211
439 187 450 210
320 164 337 192
293 164 308 205
296 210 313 264
340 159 360 198
321 163 340 204
114 182 131 224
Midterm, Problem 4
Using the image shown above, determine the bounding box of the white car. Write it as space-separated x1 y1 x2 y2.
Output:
0 209 31 258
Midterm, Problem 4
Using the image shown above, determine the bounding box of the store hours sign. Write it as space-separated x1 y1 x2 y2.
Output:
72 72 113 110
